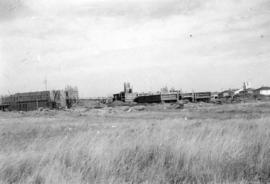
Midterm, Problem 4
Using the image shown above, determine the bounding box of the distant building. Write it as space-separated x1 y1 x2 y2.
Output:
113 82 138 103
134 94 162 103
181 92 211 102
218 89 237 99
254 87 270 96
0 87 79 111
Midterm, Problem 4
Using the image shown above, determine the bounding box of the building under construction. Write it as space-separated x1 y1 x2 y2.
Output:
113 82 138 103
0 86 79 111
113 83 211 104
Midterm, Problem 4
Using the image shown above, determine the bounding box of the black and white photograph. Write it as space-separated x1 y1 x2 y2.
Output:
0 0 270 183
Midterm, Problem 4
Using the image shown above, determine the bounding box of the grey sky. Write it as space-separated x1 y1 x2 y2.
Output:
0 0 270 97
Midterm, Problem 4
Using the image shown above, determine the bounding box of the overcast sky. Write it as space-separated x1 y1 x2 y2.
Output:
0 0 269 97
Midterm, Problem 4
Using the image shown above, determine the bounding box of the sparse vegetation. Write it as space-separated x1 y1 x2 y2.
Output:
0 102 270 184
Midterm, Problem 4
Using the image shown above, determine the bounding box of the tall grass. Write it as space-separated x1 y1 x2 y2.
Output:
0 102 270 184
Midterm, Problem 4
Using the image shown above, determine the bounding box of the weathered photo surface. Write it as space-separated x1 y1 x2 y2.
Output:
0 0 270 183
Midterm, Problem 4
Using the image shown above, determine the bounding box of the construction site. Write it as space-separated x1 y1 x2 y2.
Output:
1 85 270 184
0 82 270 112
0 86 79 111
112 82 270 104
113 82 212 104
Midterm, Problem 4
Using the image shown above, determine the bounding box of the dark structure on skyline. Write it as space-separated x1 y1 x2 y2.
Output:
113 82 138 103
0 86 79 111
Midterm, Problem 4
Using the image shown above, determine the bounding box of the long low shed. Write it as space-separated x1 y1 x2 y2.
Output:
1 89 78 111
134 94 161 103
181 92 211 102
161 93 179 102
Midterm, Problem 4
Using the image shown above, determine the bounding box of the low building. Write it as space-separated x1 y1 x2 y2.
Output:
181 92 211 102
113 92 138 103
218 90 237 99
134 91 180 104
0 88 79 111
161 92 179 103
134 94 161 103
254 87 270 96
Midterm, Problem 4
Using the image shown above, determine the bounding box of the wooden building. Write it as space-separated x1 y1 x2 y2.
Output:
113 92 138 103
0 88 79 111
181 92 211 102
134 94 161 103
134 92 180 104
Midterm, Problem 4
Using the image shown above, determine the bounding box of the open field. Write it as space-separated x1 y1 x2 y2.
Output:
0 102 270 184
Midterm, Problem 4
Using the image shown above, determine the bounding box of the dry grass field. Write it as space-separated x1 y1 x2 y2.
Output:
0 102 270 184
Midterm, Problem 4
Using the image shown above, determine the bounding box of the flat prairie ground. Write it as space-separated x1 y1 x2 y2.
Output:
0 102 270 184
